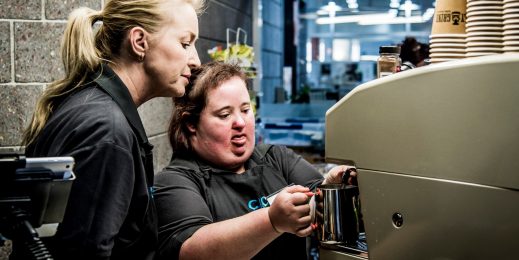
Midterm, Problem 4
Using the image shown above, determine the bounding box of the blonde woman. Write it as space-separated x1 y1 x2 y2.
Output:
22 0 204 259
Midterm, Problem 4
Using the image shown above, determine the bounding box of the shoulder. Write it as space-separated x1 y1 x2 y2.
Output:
65 87 130 131
249 144 301 170
256 144 306 170
155 157 202 187
59 87 127 126
43 86 136 151
254 144 295 160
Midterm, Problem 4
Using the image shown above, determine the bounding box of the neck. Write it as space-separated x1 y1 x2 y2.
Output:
235 165 246 174
109 63 150 106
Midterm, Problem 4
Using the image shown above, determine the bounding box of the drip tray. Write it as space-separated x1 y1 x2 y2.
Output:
319 233 368 259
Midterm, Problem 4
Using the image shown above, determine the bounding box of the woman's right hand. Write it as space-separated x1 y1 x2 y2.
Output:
268 185 314 237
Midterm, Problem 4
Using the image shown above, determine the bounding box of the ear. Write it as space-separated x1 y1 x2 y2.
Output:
186 122 196 134
182 112 197 134
128 27 149 60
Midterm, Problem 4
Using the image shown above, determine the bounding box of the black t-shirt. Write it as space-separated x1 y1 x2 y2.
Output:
154 144 323 260
25 65 157 260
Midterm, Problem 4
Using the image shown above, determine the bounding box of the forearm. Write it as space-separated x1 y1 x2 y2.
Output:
179 207 280 260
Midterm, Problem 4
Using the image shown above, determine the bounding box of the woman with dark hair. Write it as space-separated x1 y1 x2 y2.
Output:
22 0 205 259
155 62 355 260
399 36 430 69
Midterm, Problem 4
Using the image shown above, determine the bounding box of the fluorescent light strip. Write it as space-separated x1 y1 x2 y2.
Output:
422 8 435 21
358 16 425 25
316 12 396 24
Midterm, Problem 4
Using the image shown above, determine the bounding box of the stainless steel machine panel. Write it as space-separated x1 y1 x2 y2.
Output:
358 168 519 259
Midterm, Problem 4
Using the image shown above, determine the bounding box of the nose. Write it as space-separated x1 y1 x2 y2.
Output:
233 113 246 128
188 47 201 67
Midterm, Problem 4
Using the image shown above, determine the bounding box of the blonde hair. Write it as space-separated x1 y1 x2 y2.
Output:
22 0 205 146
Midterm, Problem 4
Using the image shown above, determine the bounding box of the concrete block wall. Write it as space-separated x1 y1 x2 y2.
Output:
0 0 252 173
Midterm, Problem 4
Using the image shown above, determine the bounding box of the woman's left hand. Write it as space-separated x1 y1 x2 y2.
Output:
322 165 357 185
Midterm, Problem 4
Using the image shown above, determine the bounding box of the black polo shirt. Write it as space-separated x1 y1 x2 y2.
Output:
154 144 324 260
25 64 157 260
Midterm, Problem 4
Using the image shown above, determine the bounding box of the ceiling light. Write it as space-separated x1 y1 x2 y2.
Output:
320 1 341 13
346 0 358 10
390 0 401 9
316 12 397 24
400 0 419 17
358 15 424 25
422 8 435 21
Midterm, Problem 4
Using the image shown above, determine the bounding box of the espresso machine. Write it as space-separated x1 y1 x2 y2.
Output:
322 54 519 259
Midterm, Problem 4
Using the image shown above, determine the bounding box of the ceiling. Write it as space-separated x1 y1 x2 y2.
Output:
302 0 436 15
300 0 436 45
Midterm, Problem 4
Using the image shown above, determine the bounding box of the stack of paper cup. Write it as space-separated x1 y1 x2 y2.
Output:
430 0 467 63
503 0 519 53
466 0 504 57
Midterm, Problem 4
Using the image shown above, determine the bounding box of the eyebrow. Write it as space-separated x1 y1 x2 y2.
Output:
213 102 251 113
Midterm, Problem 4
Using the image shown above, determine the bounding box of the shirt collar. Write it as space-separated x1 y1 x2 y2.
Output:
92 63 149 145
172 148 265 174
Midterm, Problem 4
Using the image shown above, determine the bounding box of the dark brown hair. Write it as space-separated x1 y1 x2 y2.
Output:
169 61 248 156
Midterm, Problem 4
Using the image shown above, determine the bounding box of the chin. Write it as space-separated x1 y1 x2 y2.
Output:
233 146 253 157
170 90 184 98
167 81 185 97
227 153 249 165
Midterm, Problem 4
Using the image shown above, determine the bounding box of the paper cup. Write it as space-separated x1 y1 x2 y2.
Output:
432 0 468 35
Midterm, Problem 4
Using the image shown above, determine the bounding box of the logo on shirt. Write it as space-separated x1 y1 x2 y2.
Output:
247 196 269 210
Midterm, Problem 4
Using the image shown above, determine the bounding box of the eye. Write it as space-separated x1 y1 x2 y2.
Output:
218 113 230 119
182 43 191 49
241 104 251 113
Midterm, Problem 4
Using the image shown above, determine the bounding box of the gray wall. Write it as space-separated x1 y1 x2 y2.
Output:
0 0 253 173
259 0 284 104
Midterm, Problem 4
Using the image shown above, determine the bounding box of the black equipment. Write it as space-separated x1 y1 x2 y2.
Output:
0 154 75 260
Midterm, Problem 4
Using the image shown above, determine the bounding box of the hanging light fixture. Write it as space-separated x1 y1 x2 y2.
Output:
319 1 341 17
390 0 401 9
400 0 419 18
346 0 358 11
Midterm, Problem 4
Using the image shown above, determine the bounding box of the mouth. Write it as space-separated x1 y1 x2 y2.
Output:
181 74 191 83
231 134 247 145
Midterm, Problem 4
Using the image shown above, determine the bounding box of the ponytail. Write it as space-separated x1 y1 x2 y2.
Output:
22 7 102 146
62 7 103 78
